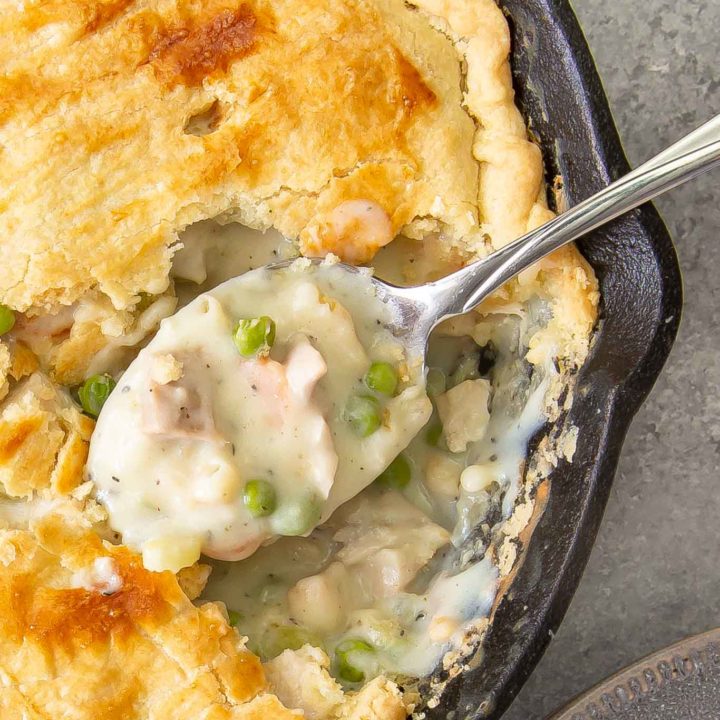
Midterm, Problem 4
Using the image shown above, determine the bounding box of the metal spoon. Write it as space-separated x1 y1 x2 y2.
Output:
275 115 720 365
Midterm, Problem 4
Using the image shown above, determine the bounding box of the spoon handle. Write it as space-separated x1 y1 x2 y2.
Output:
434 114 720 320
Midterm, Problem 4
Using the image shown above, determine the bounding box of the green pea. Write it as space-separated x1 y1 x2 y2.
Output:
344 394 381 437
274 494 322 536
78 374 116 417
243 480 277 517
364 362 398 396
0 305 15 336
375 454 411 490
334 638 374 683
425 368 446 397
425 420 444 447
233 316 276 358
259 624 318 660
227 610 242 627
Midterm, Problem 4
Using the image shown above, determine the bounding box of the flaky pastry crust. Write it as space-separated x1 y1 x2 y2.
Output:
1 0 482 313
0 510 298 720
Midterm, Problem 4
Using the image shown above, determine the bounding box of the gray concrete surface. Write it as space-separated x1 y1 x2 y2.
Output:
504 1 720 718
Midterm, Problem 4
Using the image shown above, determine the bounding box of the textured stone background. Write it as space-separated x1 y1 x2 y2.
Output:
504 1 720 718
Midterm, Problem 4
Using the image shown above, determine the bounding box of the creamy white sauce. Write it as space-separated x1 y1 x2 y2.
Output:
382 556 499 677
84 219 553 684
172 220 298 306
171 223 553 681
205 488 500 677
88 260 431 572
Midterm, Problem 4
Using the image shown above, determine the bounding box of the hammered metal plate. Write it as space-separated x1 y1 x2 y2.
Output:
548 628 720 720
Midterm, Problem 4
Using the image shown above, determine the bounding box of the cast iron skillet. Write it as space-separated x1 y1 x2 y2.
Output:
423 1 683 718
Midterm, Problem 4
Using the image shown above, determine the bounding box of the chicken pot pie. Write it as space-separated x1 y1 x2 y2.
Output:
0 0 599 717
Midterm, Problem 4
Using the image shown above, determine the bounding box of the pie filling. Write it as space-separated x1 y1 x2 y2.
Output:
86 220 557 682
90 260 431 572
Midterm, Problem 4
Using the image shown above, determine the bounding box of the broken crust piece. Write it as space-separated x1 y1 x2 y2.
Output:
0 345 9 404
0 373 95 499
435 379 491 454
1 0 551 313
12 291 178 387
0 340 40 404
265 645 408 720
0 513 299 720
176 562 213 601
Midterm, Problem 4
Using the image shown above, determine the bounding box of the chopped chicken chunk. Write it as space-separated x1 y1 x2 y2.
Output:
143 380 217 440
288 563 348 634
303 200 395 264
436 379 492 453
287 492 449 633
